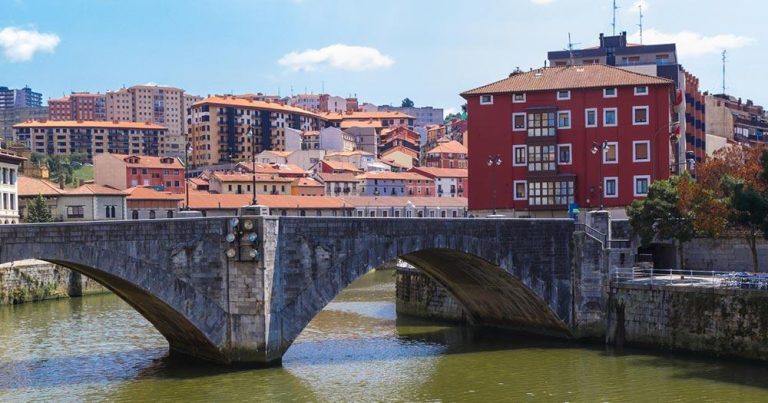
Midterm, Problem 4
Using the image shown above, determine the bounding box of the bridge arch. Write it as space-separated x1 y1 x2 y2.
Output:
266 217 576 359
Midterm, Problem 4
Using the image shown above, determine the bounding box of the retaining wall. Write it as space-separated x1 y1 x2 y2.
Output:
0 259 107 305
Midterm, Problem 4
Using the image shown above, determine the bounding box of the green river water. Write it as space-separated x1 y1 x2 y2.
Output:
2 269 768 402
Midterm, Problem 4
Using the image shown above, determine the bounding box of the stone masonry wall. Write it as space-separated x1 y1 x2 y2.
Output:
0 259 107 305
607 284 768 361
395 267 467 323
684 237 768 272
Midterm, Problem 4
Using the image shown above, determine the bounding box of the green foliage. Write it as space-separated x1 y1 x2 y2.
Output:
401 98 414 108
30 152 47 166
627 175 695 247
26 194 53 223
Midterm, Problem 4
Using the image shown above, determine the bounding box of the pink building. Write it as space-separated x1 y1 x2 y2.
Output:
94 154 185 193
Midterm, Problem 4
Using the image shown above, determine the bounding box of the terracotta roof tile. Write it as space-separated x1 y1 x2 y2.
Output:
461 64 674 96
339 196 467 208
410 167 469 178
13 120 167 130
427 140 467 154
102 154 184 169
316 172 360 183
356 171 429 181
126 186 184 200
192 96 323 120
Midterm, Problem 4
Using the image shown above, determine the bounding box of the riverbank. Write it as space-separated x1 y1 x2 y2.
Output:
0 260 108 305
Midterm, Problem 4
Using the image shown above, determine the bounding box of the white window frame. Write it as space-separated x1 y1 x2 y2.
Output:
634 175 651 197
512 93 526 103
603 141 619 164
603 107 618 127
557 110 572 129
603 87 617 98
633 140 651 162
557 143 572 165
512 112 527 131
513 145 527 166
634 86 649 96
513 180 527 200
557 90 571 100
480 95 493 105
604 177 618 198
585 108 598 128
632 106 650 126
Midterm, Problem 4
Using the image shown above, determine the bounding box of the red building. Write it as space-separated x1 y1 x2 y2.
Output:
410 167 469 198
48 93 106 121
425 140 468 168
461 64 675 216
93 154 185 193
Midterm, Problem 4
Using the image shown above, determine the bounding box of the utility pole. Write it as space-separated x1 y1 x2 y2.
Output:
722 50 727 94
638 4 644 44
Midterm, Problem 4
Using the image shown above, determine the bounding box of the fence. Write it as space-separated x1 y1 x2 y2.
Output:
612 267 768 290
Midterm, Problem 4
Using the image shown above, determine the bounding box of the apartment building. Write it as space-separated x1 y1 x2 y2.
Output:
410 167 469 198
48 93 107 121
378 105 444 127
461 64 675 216
93 154 185 193
17 177 127 221
705 94 768 144
188 95 326 166
0 86 47 141
13 120 168 161
425 140 468 169
208 172 293 195
0 150 25 224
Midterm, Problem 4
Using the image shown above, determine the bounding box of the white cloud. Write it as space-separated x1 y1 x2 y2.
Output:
443 107 459 116
531 0 555 4
628 0 649 14
278 44 394 72
0 27 60 62
627 28 753 57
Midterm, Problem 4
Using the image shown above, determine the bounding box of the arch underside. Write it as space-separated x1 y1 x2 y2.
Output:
22 259 227 363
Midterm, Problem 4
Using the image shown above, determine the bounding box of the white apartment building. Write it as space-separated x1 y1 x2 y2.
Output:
0 151 24 224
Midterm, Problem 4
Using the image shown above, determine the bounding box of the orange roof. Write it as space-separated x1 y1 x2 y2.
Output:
292 177 324 188
186 192 252 209
255 195 348 209
18 177 126 196
192 95 324 120
126 186 184 201
410 167 469 178
326 150 374 157
427 140 467 154
321 160 362 172
339 196 467 208
340 120 382 129
264 150 294 158
210 172 294 183
461 64 673 96
102 154 184 169
12 120 167 130
381 146 419 158
0 150 26 164
343 111 415 120
316 172 360 183
235 162 306 176
356 171 429 181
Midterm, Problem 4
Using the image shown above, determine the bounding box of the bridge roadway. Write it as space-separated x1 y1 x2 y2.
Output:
0 216 608 365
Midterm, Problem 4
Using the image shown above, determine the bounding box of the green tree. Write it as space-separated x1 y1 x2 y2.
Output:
401 98 414 108
723 177 768 272
47 155 75 185
30 152 47 166
25 194 52 223
627 175 696 270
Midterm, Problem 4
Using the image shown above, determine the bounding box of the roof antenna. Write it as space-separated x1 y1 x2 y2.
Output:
612 0 619 36
565 33 580 66
722 50 727 94
638 3 644 44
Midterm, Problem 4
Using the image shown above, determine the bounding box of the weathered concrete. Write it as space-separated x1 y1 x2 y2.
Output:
395 267 468 322
607 283 768 361
0 259 108 304
0 216 600 365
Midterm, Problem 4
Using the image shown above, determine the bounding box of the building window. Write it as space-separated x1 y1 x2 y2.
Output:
67 206 84 219
528 180 575 206
527 145 556 171
634 175 651 197
604 177 618 198
603 142 618 164
633 141 650 162
513 93 526 103
105 205 116 218
480 95 493 105
149 210 156 219
513 180 527 200
603 108 618 127
633 106 649 125
557 110 571 129
603 88 617 98
131 210 139 219
557 90 571 100
527 112 556 137
557 144 572 165
634 86 648 96
513 145 527 166
585 108 598 128
167 210 174 218
512 112 526 131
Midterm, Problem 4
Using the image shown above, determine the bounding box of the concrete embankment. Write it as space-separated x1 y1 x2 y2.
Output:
0 260 108 305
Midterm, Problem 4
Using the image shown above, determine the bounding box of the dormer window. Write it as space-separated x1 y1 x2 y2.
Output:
513 93 526 103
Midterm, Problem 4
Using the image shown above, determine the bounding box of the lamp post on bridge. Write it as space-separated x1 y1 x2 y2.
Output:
246 126 257 206
591 141 609 210
184 142 193 211
487 154 502 216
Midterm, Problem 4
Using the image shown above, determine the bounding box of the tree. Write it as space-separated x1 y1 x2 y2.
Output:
30 152 47 166
26 194 52 223
627 175 695 269
401 98 414 108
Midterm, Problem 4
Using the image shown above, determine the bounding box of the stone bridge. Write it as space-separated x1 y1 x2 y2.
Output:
0 216 608 365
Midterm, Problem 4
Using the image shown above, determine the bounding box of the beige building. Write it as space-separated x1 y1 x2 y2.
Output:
0 150 25 224
208 172 294 195
18 177 127 221
255 149 326 171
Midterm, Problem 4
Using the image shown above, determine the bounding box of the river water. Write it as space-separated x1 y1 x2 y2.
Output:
2 269 768 402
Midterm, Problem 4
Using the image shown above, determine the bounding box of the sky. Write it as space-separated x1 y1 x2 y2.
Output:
1 0 766 116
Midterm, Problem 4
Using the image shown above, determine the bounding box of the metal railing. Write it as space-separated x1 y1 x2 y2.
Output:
575 223 607 245
612 267 768 290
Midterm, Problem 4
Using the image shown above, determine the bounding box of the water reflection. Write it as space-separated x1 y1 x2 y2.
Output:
2 269 768 402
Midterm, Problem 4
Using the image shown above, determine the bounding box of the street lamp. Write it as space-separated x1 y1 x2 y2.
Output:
591 141 609 210
184 142 193 211
487 154 502 216
246 126 257 206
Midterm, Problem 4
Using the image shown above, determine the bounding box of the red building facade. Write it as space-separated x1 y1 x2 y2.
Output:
461 65 675 215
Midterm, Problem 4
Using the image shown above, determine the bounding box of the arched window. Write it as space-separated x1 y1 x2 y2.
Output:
149 210 156 219
132 210 139 220
167 210 174 218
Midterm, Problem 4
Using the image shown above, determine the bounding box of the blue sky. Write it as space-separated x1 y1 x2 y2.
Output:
1 0 765 114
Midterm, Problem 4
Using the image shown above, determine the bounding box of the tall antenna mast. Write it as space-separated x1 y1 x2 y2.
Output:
568 32 575 65
612 0 619 35
722 50 727 94
638 4 644 44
